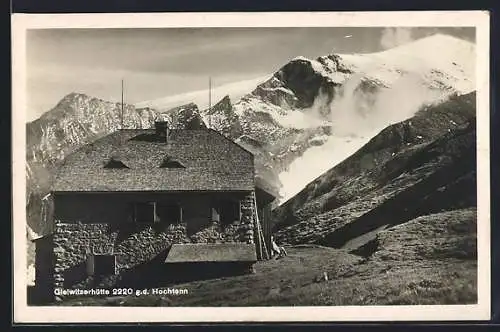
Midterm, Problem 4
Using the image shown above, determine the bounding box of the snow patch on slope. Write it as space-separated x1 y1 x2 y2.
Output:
338 34 475 94
136 76 269 111
278 35 474 202
234 96 330 130
279 132 378 201
27 265 35 286
278 80 450 202
27 226 41 240
292 55 358 84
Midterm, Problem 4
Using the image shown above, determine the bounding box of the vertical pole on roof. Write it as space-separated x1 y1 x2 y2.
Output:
121 79 124 130
208 76 212 129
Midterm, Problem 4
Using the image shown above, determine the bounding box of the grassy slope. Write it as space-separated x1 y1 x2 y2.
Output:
55 208 476 307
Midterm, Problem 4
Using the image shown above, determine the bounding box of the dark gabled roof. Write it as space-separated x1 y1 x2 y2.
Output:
53 129 255 192
164 243 257 263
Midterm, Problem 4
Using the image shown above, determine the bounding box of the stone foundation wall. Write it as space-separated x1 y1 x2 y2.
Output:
52 191 257 293
241 192 256 244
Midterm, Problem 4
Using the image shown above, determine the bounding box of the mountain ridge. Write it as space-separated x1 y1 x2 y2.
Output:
26 33 475 235
272 92 476 251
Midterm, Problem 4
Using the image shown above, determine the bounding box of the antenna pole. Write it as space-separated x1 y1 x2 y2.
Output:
208 76 212 128
121 79 124 129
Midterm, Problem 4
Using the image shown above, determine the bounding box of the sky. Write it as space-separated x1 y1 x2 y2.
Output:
26 27 475 121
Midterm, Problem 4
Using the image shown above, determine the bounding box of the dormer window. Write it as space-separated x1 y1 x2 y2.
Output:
160 156 185 169
104 157 129 169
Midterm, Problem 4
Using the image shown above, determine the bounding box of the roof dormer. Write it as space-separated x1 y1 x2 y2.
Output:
104 157 129 169
160 156 185 169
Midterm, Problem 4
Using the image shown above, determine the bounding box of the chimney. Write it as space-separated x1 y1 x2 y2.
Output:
155 121 169 143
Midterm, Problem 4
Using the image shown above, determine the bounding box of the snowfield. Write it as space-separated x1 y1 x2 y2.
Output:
279 131 379 202
135 34 475 202
135 76 270 112
276 35 475 200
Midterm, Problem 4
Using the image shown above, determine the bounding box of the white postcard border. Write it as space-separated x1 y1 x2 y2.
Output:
11 11 491 323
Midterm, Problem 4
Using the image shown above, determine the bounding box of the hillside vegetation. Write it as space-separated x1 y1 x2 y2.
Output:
55 209 476 307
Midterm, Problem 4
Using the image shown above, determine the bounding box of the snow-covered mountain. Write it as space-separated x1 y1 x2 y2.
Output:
25 33 475 286
26 33 475 235
273 92 476 247
193 34 475 201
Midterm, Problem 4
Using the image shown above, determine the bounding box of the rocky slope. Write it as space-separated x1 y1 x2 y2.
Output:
273 92 476 250
159 102 207 130
204 95 243 139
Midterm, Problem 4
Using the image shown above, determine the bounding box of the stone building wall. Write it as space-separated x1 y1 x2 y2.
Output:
51 191 257 294
241 191 256 244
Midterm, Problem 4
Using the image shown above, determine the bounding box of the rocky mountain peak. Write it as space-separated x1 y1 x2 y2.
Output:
269 56 339 108
160 103 207 129
317 54 356 74
203 96 242 139
209 95 232 113
59 91 93 103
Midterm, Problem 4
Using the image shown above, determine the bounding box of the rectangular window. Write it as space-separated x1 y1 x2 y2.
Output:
87 254 116 276
211 200 241 225
157 203 183 224
232 200 242 222
134 202 157 223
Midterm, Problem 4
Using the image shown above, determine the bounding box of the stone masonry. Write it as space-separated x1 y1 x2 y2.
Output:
51 191 257 293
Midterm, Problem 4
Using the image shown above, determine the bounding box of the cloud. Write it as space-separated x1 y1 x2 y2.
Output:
278 68 450 202
380 27 413 49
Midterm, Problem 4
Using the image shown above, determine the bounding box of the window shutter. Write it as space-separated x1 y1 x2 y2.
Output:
227 200 241 223
237 200 242 221
211 206 221 222
153 202 160 223
86 255 95 276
